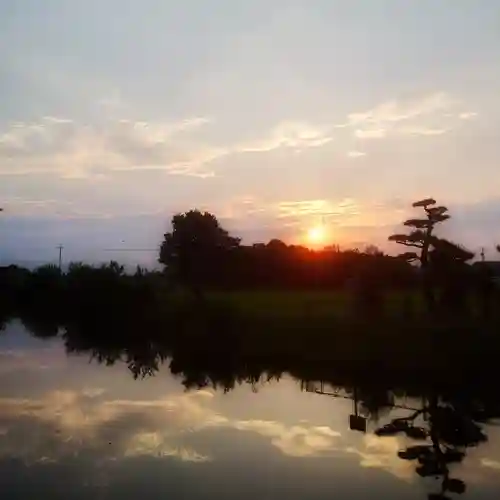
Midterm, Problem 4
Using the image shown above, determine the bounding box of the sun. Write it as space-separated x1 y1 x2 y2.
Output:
306 225 327 246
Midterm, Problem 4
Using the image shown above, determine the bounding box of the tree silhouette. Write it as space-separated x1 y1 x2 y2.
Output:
389 199 451 311
375 392 490 500
159 210 240 298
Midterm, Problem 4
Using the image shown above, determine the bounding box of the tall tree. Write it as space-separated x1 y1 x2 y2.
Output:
159 210 240 296
389 198 450 311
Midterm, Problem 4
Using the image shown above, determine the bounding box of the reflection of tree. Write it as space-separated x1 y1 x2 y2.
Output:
8 299 500 500
356 387 395 422
375 393 491 499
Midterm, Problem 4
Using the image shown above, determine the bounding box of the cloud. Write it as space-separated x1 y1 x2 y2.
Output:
0 116 334 179
212 197 408 246
237 121 332 153
0 92 474 181
344 92 472 142
355 128 386 139
347 92 455 126
347 151 366 158
396 126 448 136
275 198 361 222
0 196 124 219
459 112 478 120
0 115 215 179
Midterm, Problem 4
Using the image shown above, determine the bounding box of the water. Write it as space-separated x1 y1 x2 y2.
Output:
0 322 499 499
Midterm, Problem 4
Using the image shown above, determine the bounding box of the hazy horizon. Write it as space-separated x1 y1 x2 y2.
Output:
2 1 500 266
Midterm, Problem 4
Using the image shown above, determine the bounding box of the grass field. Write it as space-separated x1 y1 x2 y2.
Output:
205 289 427 319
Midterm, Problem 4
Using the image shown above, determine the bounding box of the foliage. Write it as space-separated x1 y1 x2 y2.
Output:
158 210 240 294
389 199 476 312
389 198 450 265
0 199 497 322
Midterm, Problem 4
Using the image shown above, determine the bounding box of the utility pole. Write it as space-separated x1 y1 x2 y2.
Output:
480 247 485 263
57 244 64 271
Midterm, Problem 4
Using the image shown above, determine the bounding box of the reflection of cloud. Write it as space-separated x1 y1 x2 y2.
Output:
0 388 345 464
4 384 496 488
231 420 340 457
124 432 211 462
0 347 64 373
81 388 106 398
481 458 500 470
346 435 414 481
0 389 223 463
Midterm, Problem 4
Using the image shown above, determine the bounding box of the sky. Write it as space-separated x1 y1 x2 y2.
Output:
1 0 500 267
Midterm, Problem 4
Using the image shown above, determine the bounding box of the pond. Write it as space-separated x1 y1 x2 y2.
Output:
0 321 499 500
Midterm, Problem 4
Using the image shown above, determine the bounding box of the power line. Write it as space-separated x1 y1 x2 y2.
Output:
102 248 158 252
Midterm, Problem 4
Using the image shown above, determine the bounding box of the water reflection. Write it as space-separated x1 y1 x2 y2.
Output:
0 321 499 499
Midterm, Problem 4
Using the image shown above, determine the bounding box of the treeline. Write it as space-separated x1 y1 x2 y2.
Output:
0 262 166 335
1 197 498 324
171 242 417 289
156 199 497 311
158 209 420 291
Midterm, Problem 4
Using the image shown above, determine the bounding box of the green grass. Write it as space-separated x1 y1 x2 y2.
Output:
205 289 427 320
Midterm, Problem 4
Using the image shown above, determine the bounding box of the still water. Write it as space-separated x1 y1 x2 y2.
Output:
0 321 499 499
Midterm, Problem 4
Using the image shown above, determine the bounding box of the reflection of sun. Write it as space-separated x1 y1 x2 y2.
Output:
306 225 327 246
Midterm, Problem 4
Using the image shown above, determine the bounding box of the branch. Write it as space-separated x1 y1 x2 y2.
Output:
413 198 436 208
393 409 425 423
404 219 432 229
389 234 424 248
399 252 419 261
428 206 448 216
430 214 450 223
398 241 423 248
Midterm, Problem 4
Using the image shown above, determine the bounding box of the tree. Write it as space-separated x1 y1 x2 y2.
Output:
389 198 449 265
364 244 383 256
158 210 240 296
389 198 450 311
375 391 490 499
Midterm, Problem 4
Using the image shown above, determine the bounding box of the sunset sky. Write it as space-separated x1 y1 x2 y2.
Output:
1 1 500 266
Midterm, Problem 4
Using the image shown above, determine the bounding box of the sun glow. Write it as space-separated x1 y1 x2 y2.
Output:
306 225 328 247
